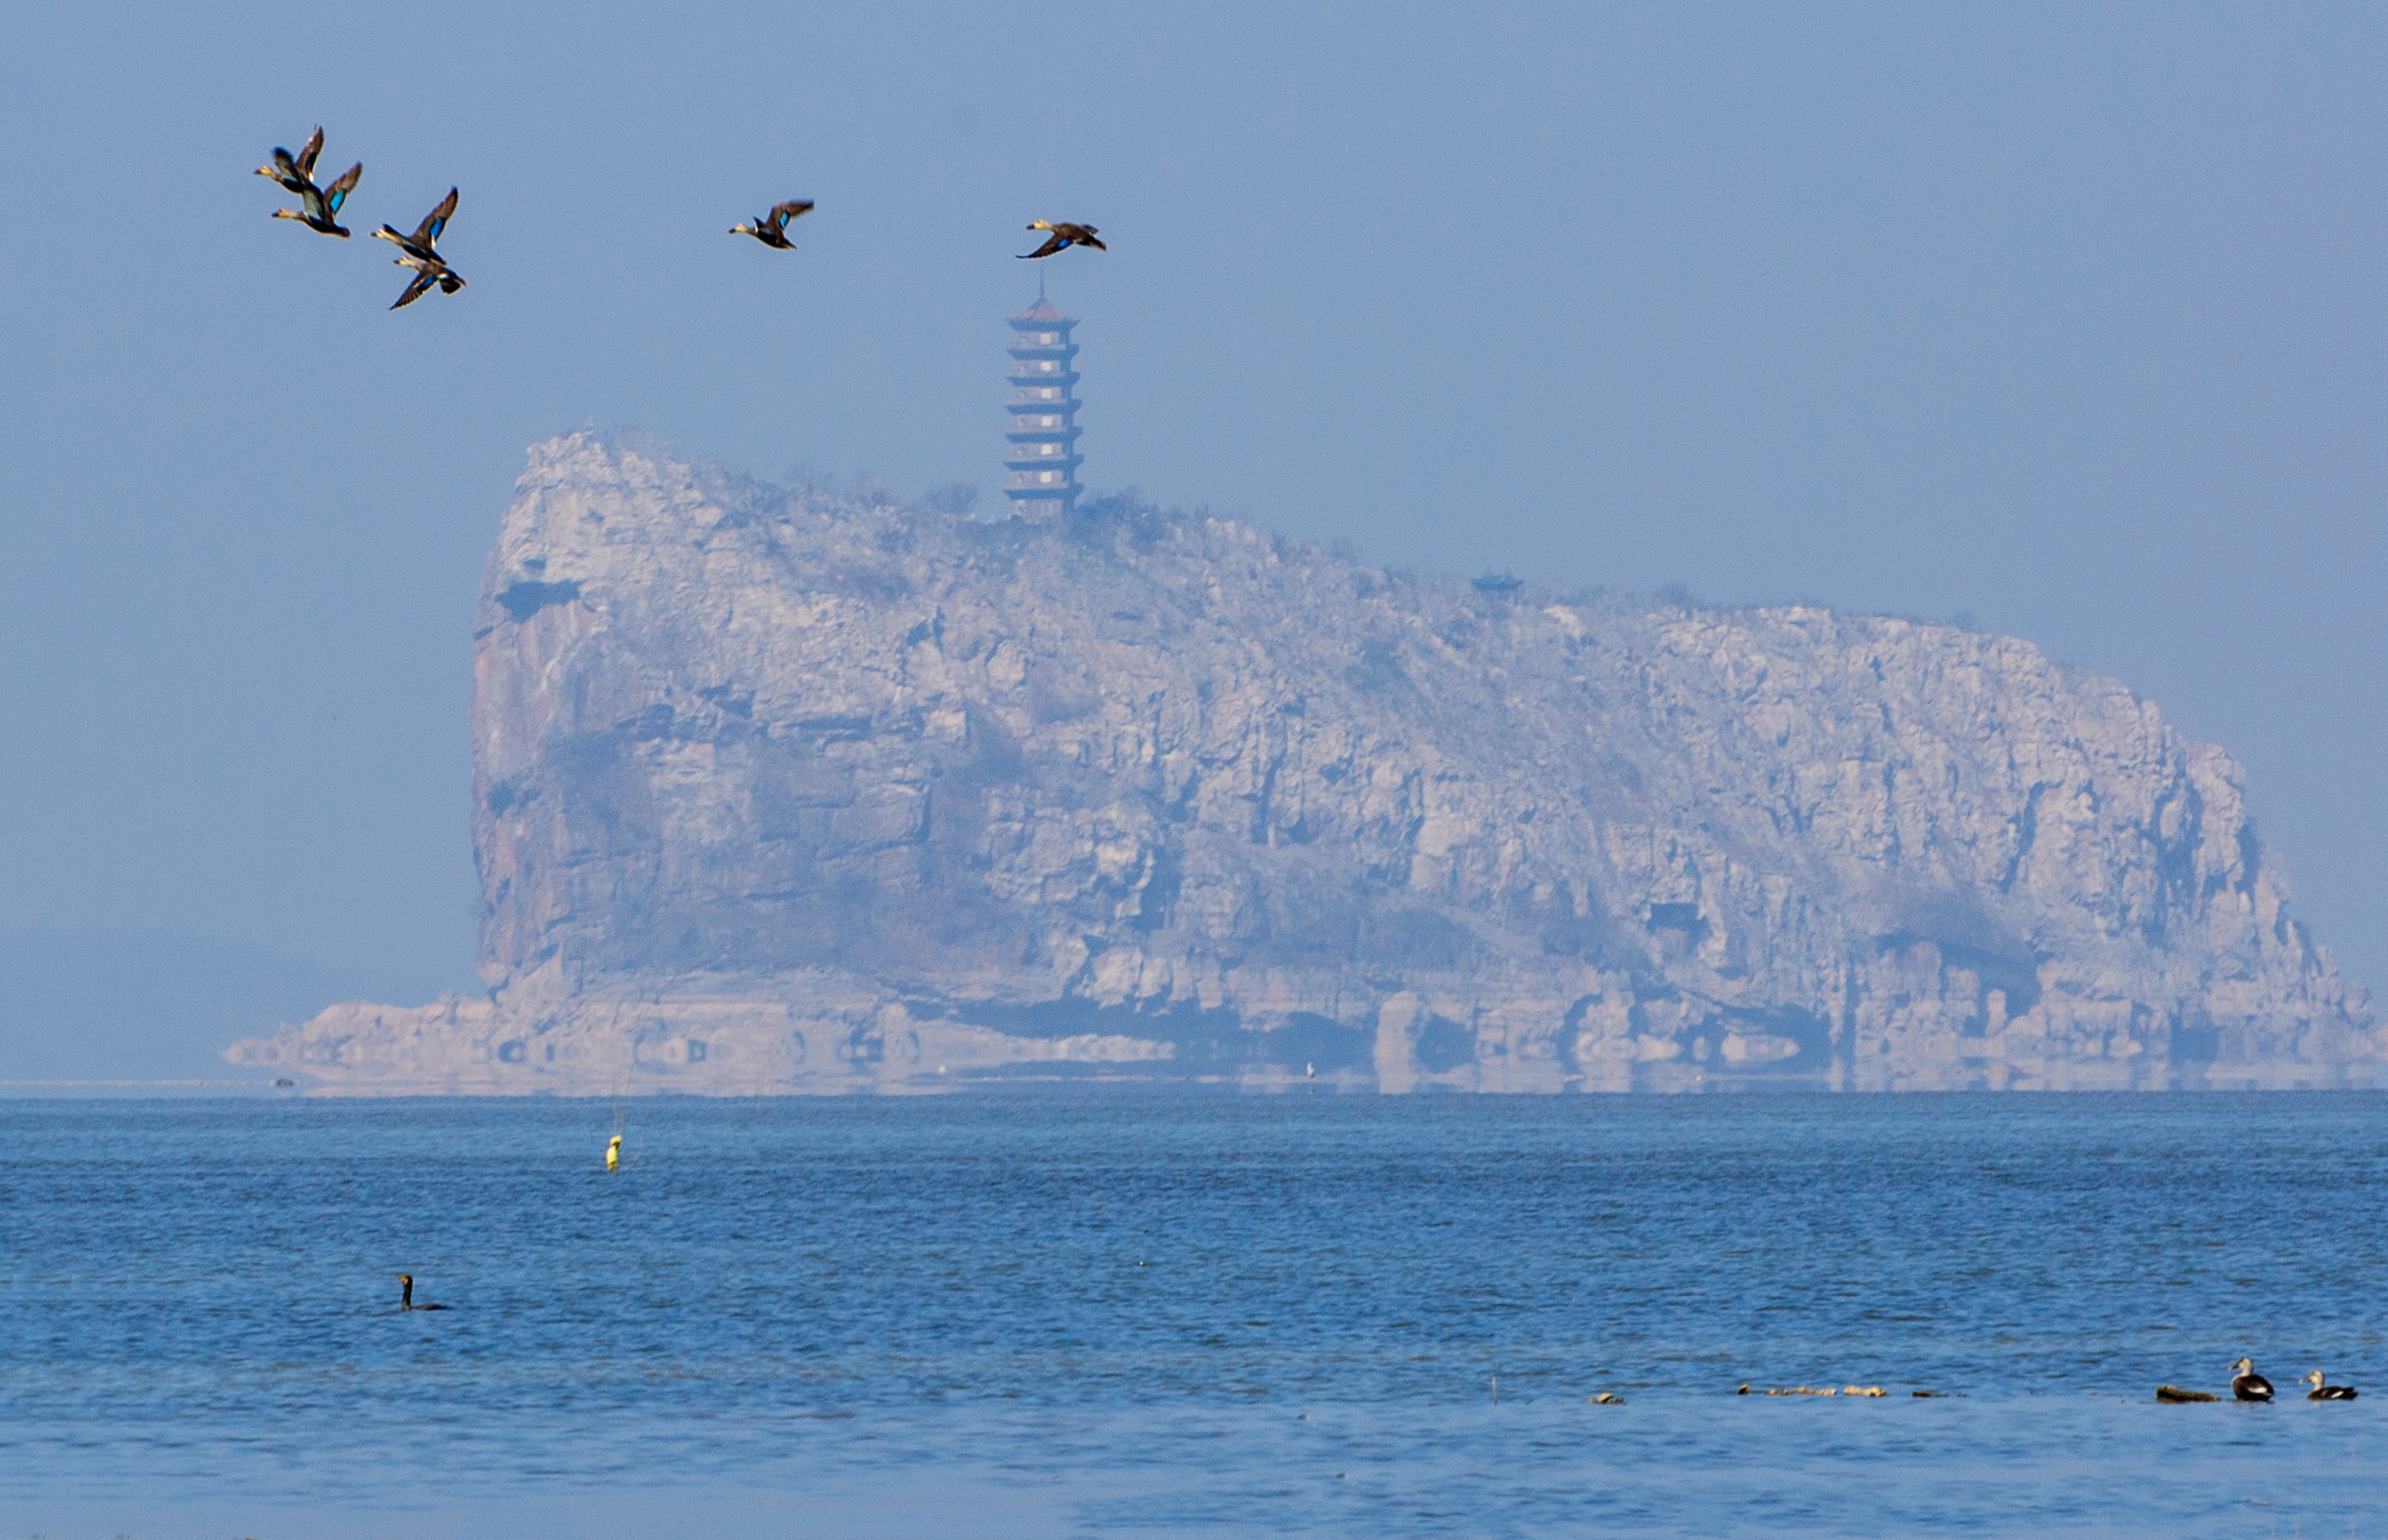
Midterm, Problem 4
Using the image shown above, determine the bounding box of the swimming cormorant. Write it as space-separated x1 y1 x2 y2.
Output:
2230 1358 2273 1402
396 1273 451 1312
1018 221 1104 259
730 200 813 249
2305 1370 2358 1401
271 162 362 238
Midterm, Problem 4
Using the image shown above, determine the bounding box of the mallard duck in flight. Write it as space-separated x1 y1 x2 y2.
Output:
388 261 466 311
270 160 362 238
373 189 467 310
255 125 325 197
373 187 457 266
730 200 813 249
1019 221 1104 259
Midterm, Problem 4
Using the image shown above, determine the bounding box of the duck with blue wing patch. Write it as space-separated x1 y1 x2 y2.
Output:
254 125 323 197
1019 220 1104 259
374 188 466 310
730 199 813 249
268 152 361 238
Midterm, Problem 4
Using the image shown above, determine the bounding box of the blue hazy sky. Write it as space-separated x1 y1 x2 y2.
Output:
4 3 2384 1076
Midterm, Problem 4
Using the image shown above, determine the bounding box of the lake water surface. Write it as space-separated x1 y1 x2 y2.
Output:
1 1092 2382 1536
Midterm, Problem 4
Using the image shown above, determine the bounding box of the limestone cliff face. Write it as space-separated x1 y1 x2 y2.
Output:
231 435 2381 1091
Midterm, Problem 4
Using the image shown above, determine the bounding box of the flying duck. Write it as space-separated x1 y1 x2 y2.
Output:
2231 1358 2274 1402
373 190 467 309
271 161 362 237
255 125 325 196
1019 221 1104 259
2304 1370 2358 1401
396 1273 451 1312
388 262 466 311
730 200 813 249
374 187 458 265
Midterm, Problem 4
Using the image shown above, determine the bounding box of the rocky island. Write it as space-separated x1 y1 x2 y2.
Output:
229 435 2383 1091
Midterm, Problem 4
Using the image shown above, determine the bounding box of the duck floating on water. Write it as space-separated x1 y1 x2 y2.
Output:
396 1273 451 1312
373 189 466 310
2230 1358 2274 1402
2156 1384 2218 1403
1018 221 1104 259
2305 1370 2358 1401
730 200 813 249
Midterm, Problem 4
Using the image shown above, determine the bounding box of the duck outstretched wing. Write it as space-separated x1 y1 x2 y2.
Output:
411 187 458 249
768 199 813 233
1018 229 1069 259
295 126 324 180
323 162 361 217
391 267 439 310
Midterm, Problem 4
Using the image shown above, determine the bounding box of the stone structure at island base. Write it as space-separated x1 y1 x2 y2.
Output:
227 433 2384 1093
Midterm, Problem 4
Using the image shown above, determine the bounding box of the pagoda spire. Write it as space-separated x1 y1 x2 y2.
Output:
1001 294 1082 519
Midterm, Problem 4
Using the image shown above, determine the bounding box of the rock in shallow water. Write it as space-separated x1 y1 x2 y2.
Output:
228 435 2382 1092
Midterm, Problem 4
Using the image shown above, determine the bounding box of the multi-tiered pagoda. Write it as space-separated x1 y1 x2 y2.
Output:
1002 298 1082 518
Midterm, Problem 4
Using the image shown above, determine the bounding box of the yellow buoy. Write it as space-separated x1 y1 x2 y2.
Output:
606 1133 622 1173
